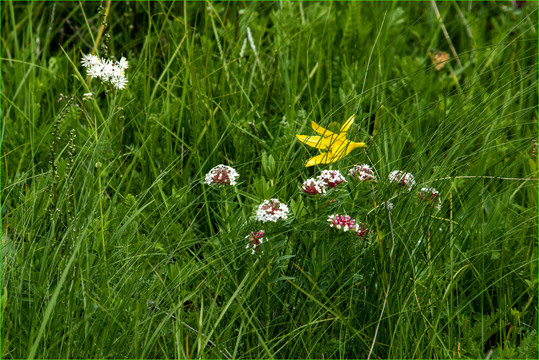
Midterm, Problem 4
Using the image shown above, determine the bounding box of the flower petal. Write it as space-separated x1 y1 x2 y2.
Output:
331 140 366 159
347 140 367 150
311 121 336 138
295 135 332 150
337 114 355 140
305 151 334 167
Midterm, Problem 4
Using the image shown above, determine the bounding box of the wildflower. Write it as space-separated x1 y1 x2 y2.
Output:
349 164 376 182
296 115 366 167
81 53 99 68
317 170 347 189
245 230 266 254
111 76 128 90
386 201 394 211
204 164 239 186
327 214 368 237
301 178 327 196
82 92 93 101
418 187 442 210
81 53 128 90
87 64 103 79
118 57 129 70
428 49 450 71
256 199 289 223
388 170 416 191
355 222 369 238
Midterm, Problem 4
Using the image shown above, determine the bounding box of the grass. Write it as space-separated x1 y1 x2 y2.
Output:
1 1 538 358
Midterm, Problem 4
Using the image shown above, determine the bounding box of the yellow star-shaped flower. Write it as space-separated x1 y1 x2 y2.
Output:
296 114 366 167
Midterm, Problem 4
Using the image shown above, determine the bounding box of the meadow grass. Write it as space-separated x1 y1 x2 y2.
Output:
1 1 538 358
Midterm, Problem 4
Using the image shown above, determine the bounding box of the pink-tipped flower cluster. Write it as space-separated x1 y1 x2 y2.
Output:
245 230 266 254
204 165 239 186
327 214 368 237
355 222 369 237
301 178 327 196
317 170 347 189
256 199 289 223
349 164 376 182
418 187 442 210
388 170 416 191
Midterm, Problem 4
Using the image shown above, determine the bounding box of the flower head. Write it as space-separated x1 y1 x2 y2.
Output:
81 53 128 90
349 164 376 182
118 57 129 70
418 187 442 210
111 75 128 90
296 115 366 167
87 63 103 79
317 170 347 189
81 54 99 68
245 230 266 254
256 199 289 223
388 170 416 191
355 222 369 238
301 178 327 196
204 164 239 186
327 214 368 237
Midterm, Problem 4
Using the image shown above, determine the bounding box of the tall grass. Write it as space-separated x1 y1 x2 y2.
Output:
1 1 537 358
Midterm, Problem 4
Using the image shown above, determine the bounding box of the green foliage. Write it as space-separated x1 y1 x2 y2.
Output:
1 1 537 358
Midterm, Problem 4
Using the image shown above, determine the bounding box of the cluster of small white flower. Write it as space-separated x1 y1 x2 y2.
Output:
204 164 240 186
301 178 327 196
256 199 289 223
81 54 128 90
317 169 347 189
388 170 416 191
349 164 376 182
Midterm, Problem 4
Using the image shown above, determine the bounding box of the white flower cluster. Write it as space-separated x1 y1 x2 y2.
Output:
317 169 347 189
81 54 128 90
204 164 239 186
388 170 416 191
349 164 376 181
301 178 327 196
256 199 289 223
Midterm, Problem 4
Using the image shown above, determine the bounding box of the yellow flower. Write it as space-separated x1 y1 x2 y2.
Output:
295 114 366 167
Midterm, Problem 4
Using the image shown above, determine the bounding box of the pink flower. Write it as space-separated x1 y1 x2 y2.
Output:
301 178 327 196
388 170 415 191
327 214 369 237
356 222 369 238
418 187 442 210
204 165 239 186
349 164 376 182
256 199 289 223
317 170 347 189
245 230 266 254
